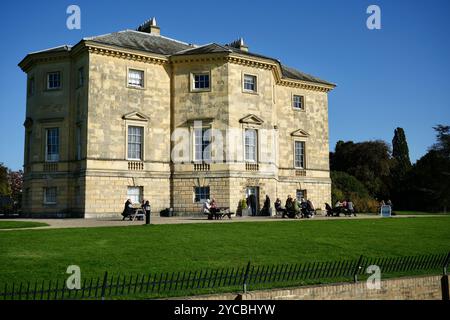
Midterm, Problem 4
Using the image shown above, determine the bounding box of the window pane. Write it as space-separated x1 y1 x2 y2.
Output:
47 72 61 89
296 189 307 201
128 69 144 87
44 187 57 204
194 128 211 161
295 141 305 168
128 126 143 159
245 129 257 161
194 74 210 89
194 186 210 203
293 95 303 109
244 75 256 91
46 128 59 161
127 187 142 204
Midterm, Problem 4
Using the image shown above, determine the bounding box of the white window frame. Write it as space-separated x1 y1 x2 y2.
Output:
292 94 305 110
294 140 306 169
127 68 145 88
127 126 144 161
193 126 212 162
194 186 210 203
45 128 60 162
191 72 211 92
43 187 57 204
46 71 61 90
244 129 258 162
243 74 257 93
127 186 143 205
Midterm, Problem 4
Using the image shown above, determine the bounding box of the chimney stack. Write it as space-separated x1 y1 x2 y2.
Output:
137 17 160 35
227 38 248 52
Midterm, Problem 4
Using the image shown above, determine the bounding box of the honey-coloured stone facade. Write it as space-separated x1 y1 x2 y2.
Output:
18 21 335 218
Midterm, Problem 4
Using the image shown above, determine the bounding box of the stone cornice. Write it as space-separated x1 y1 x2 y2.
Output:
19 40 335 92
227 54 335 92
84 41 168 65
18 52 71 73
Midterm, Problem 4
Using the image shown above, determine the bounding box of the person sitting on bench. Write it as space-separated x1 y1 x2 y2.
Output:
203 199 212 219
274 198 287 217
284 195 295 218
210 198 221 219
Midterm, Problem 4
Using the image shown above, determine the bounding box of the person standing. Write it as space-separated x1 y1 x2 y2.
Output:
261 195 271 216
347 199 355 217
248 194 257 216
144 200 151 224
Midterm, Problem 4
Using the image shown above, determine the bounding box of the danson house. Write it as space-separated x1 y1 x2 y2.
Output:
18 18 335 218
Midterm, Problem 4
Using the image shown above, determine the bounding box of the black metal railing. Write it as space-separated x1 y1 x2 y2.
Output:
1 252 448 300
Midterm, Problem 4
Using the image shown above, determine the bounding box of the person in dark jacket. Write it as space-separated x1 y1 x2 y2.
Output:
260 195 271 216
122 199 134 220
248 194 257 216
285 195 294 218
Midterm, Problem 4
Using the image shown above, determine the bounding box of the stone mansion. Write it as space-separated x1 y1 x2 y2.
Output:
19 18 335 218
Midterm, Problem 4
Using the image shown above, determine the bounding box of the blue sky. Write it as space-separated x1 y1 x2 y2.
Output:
0 0 449 171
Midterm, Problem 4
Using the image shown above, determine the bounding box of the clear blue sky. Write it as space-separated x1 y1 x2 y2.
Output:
1 0 449 171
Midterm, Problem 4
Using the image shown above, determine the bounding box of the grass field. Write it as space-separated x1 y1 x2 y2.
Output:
0 221 49 230
0 216 449 289
394 211 449 216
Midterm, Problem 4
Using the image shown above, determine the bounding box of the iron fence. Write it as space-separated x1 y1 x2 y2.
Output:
1 252 449 300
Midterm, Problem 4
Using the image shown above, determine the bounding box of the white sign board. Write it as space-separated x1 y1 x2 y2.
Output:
380 205 392 217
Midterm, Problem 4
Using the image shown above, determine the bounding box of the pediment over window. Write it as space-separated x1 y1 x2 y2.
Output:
122 111 149 122
291 129 310 137
239 114 264 125
183 117 215 127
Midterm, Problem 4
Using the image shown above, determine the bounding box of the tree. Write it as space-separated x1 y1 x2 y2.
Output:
330 140 392 199
392 127 411 175
390 128 412 209
0 163 10 196
331 171 379 213
431 124 450 158
402 125 450 212
404 150 450 212
7 170 23 203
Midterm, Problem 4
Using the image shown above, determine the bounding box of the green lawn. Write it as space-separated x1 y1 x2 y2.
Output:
394 211 449 216
0 221 49 230
0 217 449 288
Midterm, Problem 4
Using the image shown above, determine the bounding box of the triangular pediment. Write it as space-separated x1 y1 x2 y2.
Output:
239 114 264 125
291 129 310 137
122 111 149 122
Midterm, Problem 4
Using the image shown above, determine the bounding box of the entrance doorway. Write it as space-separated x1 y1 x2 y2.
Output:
246 186 259 216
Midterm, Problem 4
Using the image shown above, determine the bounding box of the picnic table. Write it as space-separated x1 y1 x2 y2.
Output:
208 207 233 220
128 208 145 221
